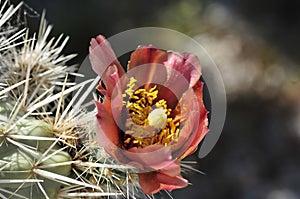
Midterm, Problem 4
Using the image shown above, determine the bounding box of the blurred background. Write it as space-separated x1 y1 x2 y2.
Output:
10 0 300 198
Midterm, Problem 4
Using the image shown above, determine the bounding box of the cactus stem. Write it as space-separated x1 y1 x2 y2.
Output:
0 187 30 199
37 181 50 199
39 146 68 164
6 137 40 157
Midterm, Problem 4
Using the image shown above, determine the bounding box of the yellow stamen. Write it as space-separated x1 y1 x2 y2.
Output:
122 77 180 149
125 77 137 96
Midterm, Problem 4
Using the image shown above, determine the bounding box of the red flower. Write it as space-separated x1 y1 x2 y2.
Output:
89 35 208 194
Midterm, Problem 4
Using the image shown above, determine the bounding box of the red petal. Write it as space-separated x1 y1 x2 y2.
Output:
156 173 188 191
89 35 124 76
159 160 181 176
128 46 168 89
124 145 173 171
138 172 161 194
164 52 201 89
95 65 124 127
156 52 202 110
90 35 125 96
95 100 129 163
128 46 168 70
175 82 209 160
97 64 123 97
95 100 119 146
180 82 208 159
138 161 188 194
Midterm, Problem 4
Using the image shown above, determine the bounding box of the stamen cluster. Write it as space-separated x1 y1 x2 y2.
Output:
122 77 180 149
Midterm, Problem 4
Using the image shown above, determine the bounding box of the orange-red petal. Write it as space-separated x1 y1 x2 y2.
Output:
90 35 125 96
124 145 172 171
176 82 209 160
138 161 188 194
128 46 168 89
95 100 120 147
90 35 124 76
128 46 168 70
164 52 201 89
157 52 202 109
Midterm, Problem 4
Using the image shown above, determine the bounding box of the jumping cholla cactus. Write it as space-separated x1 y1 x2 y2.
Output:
0 1 141 198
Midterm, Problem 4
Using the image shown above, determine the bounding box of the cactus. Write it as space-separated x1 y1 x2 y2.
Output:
0 1 141 198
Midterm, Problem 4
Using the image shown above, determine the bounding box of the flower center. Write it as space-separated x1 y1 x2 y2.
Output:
122 77 180 149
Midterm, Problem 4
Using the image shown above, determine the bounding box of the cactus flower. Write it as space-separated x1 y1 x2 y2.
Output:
90 35 208 194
